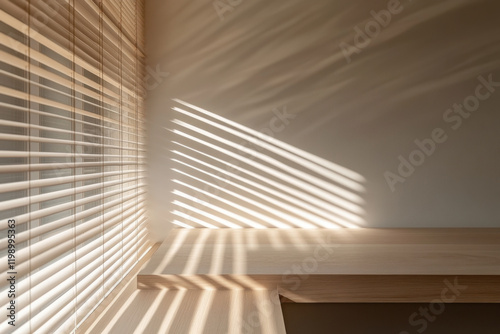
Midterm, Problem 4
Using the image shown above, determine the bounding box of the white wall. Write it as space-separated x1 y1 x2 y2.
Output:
145 0 500 239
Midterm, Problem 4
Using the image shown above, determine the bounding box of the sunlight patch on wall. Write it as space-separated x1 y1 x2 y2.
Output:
167 99 366 229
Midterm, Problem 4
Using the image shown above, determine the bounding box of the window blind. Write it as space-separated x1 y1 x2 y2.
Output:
0 1 150 333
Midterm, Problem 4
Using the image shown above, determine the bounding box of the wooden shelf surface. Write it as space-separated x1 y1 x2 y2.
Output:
138 228 500 302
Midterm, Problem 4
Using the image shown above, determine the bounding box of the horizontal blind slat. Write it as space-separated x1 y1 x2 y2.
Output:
0 1 147 332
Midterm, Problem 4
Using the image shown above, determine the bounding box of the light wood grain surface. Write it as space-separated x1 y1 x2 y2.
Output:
88 229 500 333
138 228 500 303
140 228 500 276
136 274 500 303
84 287 286 334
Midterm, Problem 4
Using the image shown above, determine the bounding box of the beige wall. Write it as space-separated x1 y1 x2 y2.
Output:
145 0 500 239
